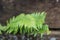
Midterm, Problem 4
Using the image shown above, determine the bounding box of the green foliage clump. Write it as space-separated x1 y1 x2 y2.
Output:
0 24 2 34
0 12 50 37
0 24 5 34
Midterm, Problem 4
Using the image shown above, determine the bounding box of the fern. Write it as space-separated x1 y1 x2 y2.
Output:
3 12 50 37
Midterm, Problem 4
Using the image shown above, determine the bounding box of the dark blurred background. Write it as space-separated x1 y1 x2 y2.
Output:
0 0 60 29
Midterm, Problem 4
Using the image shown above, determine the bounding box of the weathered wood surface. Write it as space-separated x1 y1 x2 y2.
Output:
44 31 60 40
0 0 60 28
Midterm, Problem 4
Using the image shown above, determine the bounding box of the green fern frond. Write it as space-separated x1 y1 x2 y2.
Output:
0 24 4 34
4 12 50 37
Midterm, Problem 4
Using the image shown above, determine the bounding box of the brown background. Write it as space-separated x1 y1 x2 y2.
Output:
0 0 60 28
